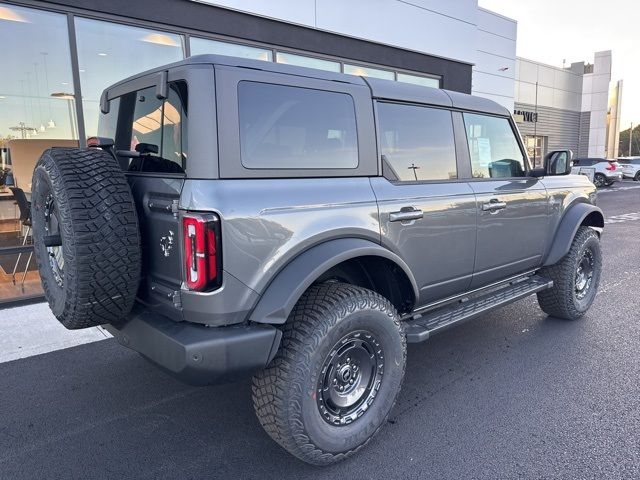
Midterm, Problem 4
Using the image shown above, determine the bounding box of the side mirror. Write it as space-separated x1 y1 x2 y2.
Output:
543 150 573 176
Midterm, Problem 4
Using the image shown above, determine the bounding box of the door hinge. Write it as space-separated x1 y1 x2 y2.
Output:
172 290 182 309
171 199 180 218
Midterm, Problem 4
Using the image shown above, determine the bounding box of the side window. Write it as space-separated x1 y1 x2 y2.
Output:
110 81 188 174
130 86 163 152
463 113 526 178
377 103 457 182
238 81 358 169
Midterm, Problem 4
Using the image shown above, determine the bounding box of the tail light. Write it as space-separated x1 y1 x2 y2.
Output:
606 162 616 171
183 213 222 291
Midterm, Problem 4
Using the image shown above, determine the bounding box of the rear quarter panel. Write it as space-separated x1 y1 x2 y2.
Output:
180 178 380 294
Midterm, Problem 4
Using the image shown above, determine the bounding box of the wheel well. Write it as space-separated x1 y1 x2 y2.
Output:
314 256 416 314
581 210 604 229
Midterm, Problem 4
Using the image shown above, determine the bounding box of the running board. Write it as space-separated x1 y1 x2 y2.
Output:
404 275 553 343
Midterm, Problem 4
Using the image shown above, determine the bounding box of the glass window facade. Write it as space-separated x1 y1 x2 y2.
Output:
0 4 78 303
75 18 185 137
343 64 395 80
276 52 340 72
191 37 272 62
397 73 440 89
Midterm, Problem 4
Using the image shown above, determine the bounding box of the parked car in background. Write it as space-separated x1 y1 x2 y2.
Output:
617 157 640 181
572 158 623 187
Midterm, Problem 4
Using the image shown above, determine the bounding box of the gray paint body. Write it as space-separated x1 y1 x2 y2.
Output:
100 56 602 330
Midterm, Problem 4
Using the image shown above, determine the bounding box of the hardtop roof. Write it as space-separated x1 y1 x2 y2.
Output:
104 54 510 116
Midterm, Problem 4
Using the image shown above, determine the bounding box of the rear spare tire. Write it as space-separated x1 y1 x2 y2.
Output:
31 148 141 329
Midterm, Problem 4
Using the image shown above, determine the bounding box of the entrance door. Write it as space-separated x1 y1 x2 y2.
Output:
463 113 549 288
372 102 477 307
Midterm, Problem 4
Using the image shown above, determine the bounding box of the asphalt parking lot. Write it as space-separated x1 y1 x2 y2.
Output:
1 181 639 480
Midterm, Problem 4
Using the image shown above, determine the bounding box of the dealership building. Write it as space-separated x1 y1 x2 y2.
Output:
0 0 622 305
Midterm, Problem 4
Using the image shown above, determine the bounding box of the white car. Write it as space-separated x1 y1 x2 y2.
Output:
617 157 640 181
572 158 623 187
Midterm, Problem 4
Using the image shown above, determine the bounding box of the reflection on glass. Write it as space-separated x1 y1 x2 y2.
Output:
190 37 272 62
378 103 457 181
276 52 340 72
343 64 394 80
397 73 440 89
75 18 185 137
0 4 76 141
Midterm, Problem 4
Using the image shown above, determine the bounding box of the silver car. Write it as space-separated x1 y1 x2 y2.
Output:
618 157 640 181
573 157 624 187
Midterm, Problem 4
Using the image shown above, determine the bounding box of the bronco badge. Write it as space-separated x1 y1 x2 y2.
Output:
160 230 174 257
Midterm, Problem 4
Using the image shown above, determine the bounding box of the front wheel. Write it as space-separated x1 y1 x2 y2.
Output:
634 171 640 182
537 226 602 320
252 283 406 465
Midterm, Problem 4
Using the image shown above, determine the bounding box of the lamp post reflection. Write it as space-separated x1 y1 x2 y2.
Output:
50 92 78 140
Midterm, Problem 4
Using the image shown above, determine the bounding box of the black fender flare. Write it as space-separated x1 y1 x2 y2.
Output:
248 238 419 325
543 203 604 266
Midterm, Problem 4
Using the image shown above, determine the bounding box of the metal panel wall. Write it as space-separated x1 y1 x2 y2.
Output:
515 102 581 154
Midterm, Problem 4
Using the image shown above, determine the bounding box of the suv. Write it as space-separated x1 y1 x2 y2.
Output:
30 55 604 465
618 157 640 181
572 157 623 187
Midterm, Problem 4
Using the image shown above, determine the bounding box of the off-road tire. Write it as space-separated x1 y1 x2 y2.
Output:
537 226 601 320
31 148 141 329
252 283 406 466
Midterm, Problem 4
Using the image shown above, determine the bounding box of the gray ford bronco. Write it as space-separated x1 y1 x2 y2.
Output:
31 55 604 465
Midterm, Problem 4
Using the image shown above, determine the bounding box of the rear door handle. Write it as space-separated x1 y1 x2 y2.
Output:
481 200 507 212
389 208 424 222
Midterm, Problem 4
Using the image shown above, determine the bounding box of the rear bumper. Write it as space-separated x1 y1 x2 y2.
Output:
105 308 282 385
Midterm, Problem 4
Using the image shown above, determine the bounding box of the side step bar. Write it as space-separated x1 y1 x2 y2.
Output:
404 275 553 343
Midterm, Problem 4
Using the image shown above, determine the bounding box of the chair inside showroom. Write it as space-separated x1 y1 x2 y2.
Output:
9 187 32 286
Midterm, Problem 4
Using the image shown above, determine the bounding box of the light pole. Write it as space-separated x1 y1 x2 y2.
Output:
629 122 633 156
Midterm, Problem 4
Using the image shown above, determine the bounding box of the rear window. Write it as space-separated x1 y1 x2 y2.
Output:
237 81 358 169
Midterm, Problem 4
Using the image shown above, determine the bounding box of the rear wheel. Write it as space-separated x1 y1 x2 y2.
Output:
31 148 141 329
252 283 406 465
593 173 606 188
537 226 602 320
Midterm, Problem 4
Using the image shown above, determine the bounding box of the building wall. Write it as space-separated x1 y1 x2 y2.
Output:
514 51 618 159
472 7 517 110
194 0 479 63
582 51 612 158
515 103 581 154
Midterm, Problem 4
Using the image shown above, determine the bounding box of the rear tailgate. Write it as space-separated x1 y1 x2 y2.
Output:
128 175 184 320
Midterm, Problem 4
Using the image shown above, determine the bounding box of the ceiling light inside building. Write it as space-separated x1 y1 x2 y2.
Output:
98 52 108 56
141 33 180 47
0 6 28 22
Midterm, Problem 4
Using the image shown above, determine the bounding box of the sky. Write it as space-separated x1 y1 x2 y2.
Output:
479 0 639 128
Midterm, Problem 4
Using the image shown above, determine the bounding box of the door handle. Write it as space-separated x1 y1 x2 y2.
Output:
390 208 424 222
481 200 507 212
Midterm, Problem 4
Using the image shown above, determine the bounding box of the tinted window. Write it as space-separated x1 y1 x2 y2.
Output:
464 113 526 178
377 103 457 182
119 81 187 174
238 82 358 169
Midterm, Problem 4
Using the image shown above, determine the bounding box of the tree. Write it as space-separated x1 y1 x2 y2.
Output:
618 124 640 157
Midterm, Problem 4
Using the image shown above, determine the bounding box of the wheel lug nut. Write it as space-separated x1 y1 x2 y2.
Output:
349 379 354 385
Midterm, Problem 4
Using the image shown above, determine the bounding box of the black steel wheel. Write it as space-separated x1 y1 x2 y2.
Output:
252 283 406 465
316 330 384 426
537 226 602 320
